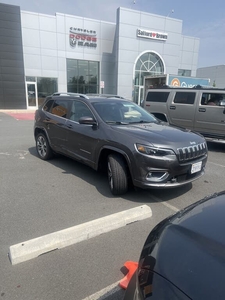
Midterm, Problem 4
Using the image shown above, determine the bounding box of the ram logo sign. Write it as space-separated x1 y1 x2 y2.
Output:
69 27 97 48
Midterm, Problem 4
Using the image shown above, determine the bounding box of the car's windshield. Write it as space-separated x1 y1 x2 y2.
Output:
92 100 158 124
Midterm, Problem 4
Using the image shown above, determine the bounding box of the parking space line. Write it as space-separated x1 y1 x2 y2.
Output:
81 280 122 300
150 194 179 212
208 161 225 168
9 205 152 265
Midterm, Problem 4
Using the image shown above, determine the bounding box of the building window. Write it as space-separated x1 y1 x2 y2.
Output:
135 52 164 86
37 78 57 97
25 77 58 106
26 76 36 82
133 52 165 105
67 59 99 94
178 69 191 77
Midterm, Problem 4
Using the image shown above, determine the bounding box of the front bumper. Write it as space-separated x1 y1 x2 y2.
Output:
131 152 207 189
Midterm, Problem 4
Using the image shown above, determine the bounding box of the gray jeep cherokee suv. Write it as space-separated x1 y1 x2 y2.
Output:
34 95 208 195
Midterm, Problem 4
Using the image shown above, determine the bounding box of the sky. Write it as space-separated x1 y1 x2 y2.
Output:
2 0 225 68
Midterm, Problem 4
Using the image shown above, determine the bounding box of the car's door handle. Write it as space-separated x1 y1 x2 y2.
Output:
199 108 206 112
66 124 73 129
170 106 176 110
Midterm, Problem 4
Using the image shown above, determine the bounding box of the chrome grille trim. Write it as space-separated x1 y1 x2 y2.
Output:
177 142 207 162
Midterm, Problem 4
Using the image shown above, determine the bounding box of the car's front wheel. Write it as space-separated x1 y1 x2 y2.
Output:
36 132 53 160
107 154 128 195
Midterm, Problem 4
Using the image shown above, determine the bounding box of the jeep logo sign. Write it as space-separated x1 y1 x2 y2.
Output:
137 29 168 41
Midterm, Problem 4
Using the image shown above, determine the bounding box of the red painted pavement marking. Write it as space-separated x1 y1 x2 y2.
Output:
4 113 35 120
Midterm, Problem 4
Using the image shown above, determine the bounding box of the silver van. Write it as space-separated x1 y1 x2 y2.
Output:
143 86 225 143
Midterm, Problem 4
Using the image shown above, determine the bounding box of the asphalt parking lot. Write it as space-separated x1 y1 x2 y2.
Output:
1 111 225 300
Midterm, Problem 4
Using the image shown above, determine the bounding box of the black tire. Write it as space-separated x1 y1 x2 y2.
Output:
36 132 53 160
107 154 128 195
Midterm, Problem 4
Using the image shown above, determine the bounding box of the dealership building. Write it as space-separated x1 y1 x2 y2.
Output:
197 65 225 88
0 2 200 109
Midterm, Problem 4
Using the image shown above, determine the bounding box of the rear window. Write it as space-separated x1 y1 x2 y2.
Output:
146 92 169 103
173 92 196 104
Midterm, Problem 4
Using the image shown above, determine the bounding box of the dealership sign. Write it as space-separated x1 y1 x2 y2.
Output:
137 28 168 41
69 27 97 48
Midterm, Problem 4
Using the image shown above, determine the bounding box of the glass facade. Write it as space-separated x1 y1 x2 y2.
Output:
25 76 58 106
26 76 36 82
178 69 191 77
134 52 164 87
67 59 99 94
37 77 57 99
133 52 164 104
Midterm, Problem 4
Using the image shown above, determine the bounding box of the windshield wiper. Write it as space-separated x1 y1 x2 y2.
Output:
139 120 152 123
106 121 129 125
130 120 154 124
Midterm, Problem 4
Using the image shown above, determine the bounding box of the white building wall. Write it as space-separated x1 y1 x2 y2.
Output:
116 7 199 99
21 11 116 92
179 36 200 76
21 7 199 97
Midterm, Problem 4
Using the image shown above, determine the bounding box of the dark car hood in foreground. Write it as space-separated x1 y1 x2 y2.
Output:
111 122 204 147
140 191 225 299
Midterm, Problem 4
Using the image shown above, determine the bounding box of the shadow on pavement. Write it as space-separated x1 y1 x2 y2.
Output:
29 146 193 204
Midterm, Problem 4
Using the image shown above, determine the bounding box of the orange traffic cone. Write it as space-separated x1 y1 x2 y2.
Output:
119 261 138 289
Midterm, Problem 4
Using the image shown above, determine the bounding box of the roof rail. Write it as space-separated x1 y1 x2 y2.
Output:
52 92 89 98
52 92 88 99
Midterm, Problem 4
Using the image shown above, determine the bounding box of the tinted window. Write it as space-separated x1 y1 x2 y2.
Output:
43 99 54 112
201 92 225 106
146 92 169 103
51 100 69 118
69 101 93 122
174 92 195 104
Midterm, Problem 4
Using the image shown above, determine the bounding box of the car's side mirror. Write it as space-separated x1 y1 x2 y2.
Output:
79 116 97 125
219 99 225 106
219 100 225 114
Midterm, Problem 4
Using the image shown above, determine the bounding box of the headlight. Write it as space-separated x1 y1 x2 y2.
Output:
136 144 175 156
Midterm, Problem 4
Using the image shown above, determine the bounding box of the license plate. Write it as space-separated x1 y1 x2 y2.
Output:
191 161 202 174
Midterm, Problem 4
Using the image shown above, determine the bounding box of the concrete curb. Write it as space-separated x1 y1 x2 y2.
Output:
9 205 152 265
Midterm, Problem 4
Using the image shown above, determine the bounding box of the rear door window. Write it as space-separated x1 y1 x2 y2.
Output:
146 92 170 103
50 99 70 118
173 92 196 105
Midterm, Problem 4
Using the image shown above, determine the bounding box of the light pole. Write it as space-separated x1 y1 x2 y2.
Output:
167 9 174 18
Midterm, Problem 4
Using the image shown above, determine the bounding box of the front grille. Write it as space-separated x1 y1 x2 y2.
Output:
177 142 207 162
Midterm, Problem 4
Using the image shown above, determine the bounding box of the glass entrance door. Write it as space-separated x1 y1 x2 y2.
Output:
26 82 38 108
138 86 144 106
